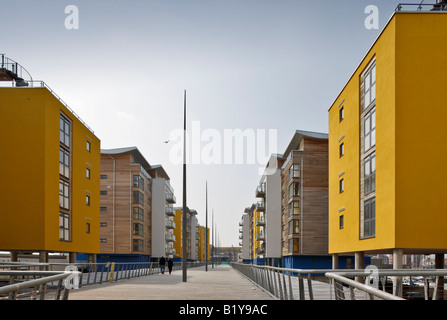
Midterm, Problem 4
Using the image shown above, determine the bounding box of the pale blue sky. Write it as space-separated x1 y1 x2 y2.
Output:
2 0 405 246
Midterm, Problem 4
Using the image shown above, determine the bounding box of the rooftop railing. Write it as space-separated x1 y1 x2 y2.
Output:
395 3 447 12
0 79 95 134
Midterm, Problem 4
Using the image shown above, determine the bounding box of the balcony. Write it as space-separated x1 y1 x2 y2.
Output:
256 247 265 255
165 220 176 229
256 216 265 226
166 233 176 242
165 192 176 204
256 231 265 241
166 247 176 255
255 183 265 198
165 207 175 216
256 201 265 212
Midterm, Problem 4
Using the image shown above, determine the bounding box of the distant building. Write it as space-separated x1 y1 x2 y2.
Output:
148 165 176 259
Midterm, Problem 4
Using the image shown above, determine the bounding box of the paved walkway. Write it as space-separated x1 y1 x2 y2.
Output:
68 264 277 300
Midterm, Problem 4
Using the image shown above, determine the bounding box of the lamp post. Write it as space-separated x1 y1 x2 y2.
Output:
182 90 187 282
205 181 208 271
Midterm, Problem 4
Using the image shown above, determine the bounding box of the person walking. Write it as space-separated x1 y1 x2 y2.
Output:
159 256 166 274
167 257 173 275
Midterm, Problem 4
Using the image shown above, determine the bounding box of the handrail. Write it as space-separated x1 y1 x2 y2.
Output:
325 272 404 300
232 263 447 300
0 270 80 300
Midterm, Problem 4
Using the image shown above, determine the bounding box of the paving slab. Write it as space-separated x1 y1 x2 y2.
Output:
68 264 277 300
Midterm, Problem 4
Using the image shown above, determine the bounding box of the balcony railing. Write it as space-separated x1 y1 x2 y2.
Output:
256 201 265 212
165 233 176 242
255 184 266 198
165 192 176 204
256 216 265 226
165 207 175 216
256 231 265 241
165 220 176 229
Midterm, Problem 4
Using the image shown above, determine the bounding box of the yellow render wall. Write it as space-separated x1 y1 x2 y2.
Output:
43 89 100 253
0 88 47 250
0 88 100 253
394 13 447 249
328 17 397 254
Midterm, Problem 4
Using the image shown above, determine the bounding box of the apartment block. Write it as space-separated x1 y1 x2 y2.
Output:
173 207 201 261
0 56 100 262
328 9 447 272
148 165 176 259
256 155 284 266
99 147 153 262
280 130 332 269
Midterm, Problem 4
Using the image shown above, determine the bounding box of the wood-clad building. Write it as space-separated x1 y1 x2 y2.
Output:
280 131 329 267
99 147 153 262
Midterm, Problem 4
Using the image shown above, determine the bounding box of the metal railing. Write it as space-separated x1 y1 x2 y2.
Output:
0 270 80 300
0 54 33 82
395 3 447 12
0 261 205 300
326 269 447 301
232 263 447 300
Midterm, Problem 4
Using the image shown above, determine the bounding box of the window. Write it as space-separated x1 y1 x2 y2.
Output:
60 115 70 147
86 195 90 206
59 179 70 209
289 182 300 197
133 191 144 205
59 212 70 241
100 175 108 179
59 147 70 178
86 140 91 152
133 175 144 190
133 207 144 221
86 222 90 234
339 179 344 193
133 223 144 236
289 201 299 216
100 207 107 211
288 238 299 253
364 108 376 151
288 219 299 234
339 106 344 122
339 142 344 158
133 239 143 252
289 163 300 179
364 197 376 238
86 168 90 179
339 215 344 229
100 190 107 195
363 62 376 109
100 222 107 227
364 152 376 194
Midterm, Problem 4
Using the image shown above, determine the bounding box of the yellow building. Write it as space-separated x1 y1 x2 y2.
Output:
197 226 210 261
328 10 447 268
0 61 100 262
253 208 265 261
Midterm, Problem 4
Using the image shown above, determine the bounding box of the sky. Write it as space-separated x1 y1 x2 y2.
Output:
2 0 407 247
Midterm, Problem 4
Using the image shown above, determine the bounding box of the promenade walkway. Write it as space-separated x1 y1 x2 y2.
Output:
68 264 276 300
